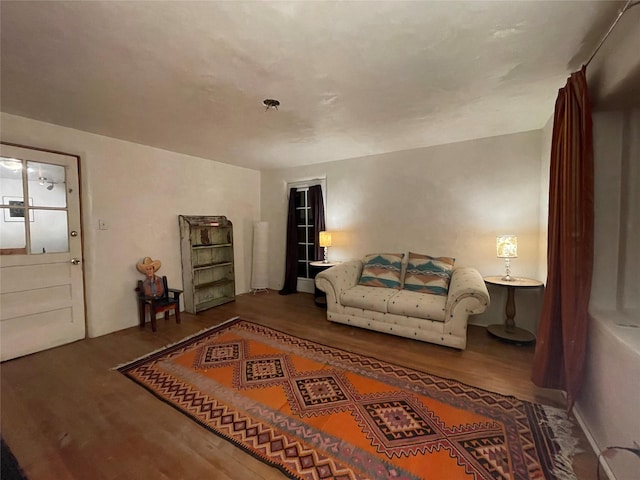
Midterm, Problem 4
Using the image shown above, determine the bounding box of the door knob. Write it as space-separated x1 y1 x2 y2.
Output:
71 258 81 265
70 230 78 237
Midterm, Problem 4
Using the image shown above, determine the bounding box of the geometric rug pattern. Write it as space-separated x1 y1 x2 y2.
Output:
117 318 577 480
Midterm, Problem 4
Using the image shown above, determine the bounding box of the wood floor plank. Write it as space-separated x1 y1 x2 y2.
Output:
1 290 597 479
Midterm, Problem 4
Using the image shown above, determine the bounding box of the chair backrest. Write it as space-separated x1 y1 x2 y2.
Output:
161 276 169 300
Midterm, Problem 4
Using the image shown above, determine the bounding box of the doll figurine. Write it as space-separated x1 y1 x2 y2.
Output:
136 257 164 297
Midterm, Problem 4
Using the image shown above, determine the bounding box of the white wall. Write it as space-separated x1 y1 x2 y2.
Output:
590 108 640 314
573 4 640 477
589 110 628 311
261 130 545 333
575 108 640 480
1 113 260 338
537 115 553 282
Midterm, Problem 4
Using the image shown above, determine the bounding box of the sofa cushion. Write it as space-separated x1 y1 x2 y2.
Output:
358 253 404 289
340 285 398 313
403 253 455 296
387 289 447 322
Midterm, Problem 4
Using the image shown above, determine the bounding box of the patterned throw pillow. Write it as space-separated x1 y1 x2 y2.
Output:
403 252 455 296
358 253 405 289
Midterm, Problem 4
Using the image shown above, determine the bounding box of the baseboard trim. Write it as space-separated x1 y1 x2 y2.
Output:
573 404 616 480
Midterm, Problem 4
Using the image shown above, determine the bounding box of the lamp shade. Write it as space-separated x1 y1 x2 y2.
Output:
319 231 332 248
496 235 517 258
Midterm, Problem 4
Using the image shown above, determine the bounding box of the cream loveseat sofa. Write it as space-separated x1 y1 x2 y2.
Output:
315 254 490 349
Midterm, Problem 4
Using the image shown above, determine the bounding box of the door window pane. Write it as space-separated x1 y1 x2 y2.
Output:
28 162 67 208
30 210 69 254
0 209 26 252
1 157 26 231
1 157 28 255
0 157 25 201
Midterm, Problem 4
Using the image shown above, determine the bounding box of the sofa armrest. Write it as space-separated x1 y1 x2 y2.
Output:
445 267 490 320
315 260 363 307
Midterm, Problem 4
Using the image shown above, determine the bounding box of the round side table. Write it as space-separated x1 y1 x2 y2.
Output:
310 261 340 307
484 276 543 344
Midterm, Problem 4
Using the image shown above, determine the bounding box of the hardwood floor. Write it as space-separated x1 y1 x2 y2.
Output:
1 291 598 479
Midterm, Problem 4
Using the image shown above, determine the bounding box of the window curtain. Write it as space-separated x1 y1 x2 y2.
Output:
279 188 299 295
279 185 326 295
531 66 594 411
308 185 326 261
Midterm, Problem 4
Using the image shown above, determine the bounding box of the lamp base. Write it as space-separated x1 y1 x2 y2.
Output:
501 258 514 281
323 246 329 263
487 324 536 344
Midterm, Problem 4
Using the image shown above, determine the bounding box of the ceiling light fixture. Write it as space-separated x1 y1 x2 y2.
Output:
263 98 280 111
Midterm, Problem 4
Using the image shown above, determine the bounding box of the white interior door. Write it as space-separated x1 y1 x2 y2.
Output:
0 143 85 361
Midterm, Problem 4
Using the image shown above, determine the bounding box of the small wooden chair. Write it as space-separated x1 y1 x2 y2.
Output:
135 276 183 332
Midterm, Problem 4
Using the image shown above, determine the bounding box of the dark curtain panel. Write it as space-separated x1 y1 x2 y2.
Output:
279 188 299 295
308 185 326 261
532 66 594 411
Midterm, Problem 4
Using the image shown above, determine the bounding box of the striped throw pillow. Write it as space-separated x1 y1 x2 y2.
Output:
403 253 455 296
358 253 405 289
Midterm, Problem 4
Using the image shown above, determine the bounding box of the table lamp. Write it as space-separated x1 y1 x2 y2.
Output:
496 235 517 281
319 231 332 263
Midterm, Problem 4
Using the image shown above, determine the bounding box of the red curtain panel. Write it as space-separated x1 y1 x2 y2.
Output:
532 66 594 411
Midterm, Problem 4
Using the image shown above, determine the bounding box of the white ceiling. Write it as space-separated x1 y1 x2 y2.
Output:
0 1 624 170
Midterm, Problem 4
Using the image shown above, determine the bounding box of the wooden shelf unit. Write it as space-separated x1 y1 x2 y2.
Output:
179 215 236 313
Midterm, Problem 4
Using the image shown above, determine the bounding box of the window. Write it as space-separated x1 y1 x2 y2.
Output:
0 157 69 255
294 187 315 279
286 178 326 289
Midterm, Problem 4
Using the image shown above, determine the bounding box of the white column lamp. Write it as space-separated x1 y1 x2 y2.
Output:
496 235 517 281
319 231 332 263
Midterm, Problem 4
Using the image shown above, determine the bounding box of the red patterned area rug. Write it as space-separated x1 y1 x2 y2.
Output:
117 318 578 480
